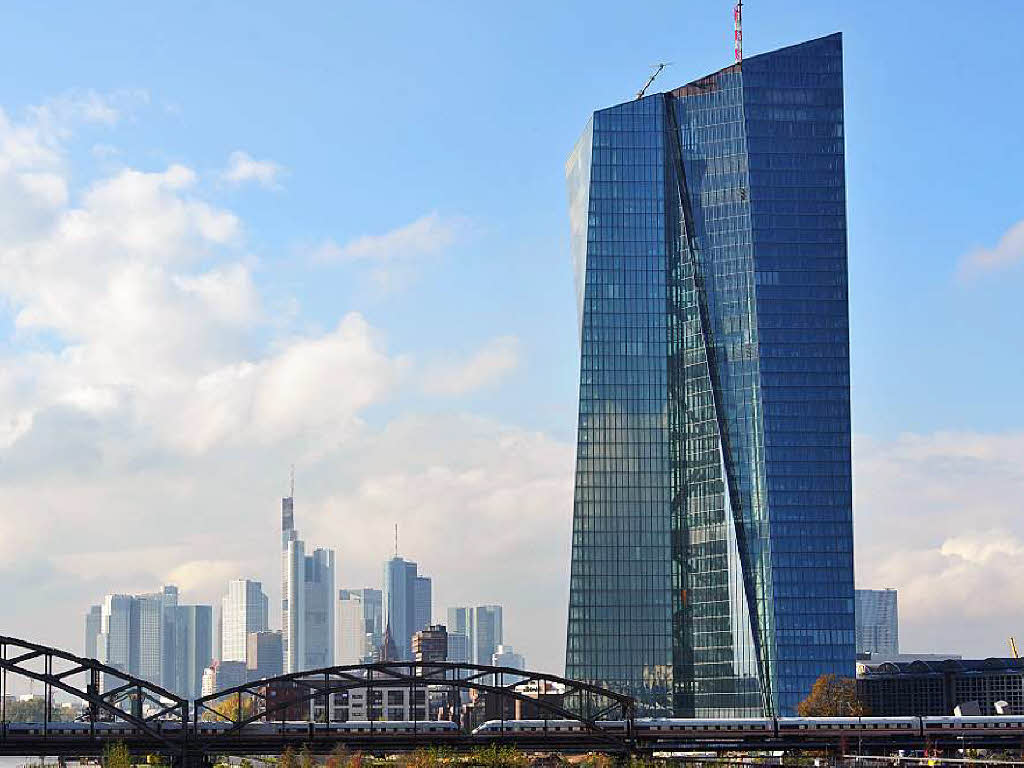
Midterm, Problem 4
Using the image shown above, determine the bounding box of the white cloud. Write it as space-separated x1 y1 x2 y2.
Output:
222 150 284 189
960 219 1024 275
422 335 521 395
0 94 553 677
854 431 1024 656
311 212 465 293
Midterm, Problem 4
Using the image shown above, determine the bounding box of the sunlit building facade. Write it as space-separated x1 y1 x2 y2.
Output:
565 33 855 716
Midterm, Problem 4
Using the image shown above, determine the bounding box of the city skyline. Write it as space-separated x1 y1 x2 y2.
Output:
1 0 1023 681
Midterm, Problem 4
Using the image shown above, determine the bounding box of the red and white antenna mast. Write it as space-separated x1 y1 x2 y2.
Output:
734 0 744 63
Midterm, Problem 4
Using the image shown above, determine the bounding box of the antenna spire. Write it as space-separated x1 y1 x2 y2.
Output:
734 0 744 63
290 464 295 498
394 523 398 558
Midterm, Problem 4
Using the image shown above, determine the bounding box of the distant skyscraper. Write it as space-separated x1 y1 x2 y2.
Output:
174 604 213 700
98 594 132 689
85 605 101 659
221 579 269 662
447 605 503 666
447 632 470 664
133 592 165 686
383 556 432 660
565 33 855 716
856 589 899 656
247 630 284 681
336 588 383 665
489 644 526 686
161 586 179 689
281 484 336 673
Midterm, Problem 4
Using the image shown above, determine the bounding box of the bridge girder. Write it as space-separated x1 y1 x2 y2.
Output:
0 635 188 747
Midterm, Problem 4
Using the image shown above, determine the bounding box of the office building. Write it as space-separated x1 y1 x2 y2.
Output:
97 594 132 689
281 488 336 673
201 660 247 696
447 605 503 666
247 630 284 681
88 586 211 698
221 579 269 662
447 632 470 664
565 33 855 716
85 605 102 659
160 585 179 689
133 592 165 686
412 625 448 662
173 604 213 700
336 588 383 665
383 556 432 660
492 644 525 670
857 658 1024 716
855 588 899 656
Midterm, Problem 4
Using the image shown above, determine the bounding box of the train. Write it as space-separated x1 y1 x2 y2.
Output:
471 716 1024 739
8 716 1024 741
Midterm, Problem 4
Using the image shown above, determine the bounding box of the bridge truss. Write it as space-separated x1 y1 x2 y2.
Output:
195 660 636 749
0 635 188 747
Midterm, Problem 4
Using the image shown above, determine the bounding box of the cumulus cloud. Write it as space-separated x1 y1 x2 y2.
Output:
960 218 1024 275
0 94 555 675
854 431 1024 657
422 335 521 395
311 212 465 292
222 150 284 189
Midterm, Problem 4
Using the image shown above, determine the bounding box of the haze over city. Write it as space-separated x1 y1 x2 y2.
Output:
1 0 1023 693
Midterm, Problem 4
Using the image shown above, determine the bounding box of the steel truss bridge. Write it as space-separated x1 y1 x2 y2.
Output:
4 636 1024 765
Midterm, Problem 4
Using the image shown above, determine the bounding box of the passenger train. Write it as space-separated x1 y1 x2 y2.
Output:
7 716 1024 741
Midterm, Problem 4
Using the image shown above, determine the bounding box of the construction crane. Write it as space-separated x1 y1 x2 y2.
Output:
636 62 670 100
1010 636 1019 659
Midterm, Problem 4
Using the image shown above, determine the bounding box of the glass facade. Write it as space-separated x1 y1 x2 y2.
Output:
565 33 854 717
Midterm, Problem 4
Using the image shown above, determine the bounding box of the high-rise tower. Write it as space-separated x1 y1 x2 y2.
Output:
281 482 336 673
565 33 855 717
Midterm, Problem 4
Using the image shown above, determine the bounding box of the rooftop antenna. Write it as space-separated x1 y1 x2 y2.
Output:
636 62 671 100
394 523 399 558
289 464 295 498
734 0 744 63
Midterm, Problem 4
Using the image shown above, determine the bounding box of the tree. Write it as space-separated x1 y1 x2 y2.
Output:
103 741 132 768
796 674 867 717
201 695 258 722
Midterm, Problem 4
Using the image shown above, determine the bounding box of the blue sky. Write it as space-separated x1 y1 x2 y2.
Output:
0 1 1022 674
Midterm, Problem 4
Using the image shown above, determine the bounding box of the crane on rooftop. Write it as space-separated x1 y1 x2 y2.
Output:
636 62 671 100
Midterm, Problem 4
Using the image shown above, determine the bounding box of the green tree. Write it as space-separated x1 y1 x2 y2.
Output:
796 674 867 717
103 741 133 768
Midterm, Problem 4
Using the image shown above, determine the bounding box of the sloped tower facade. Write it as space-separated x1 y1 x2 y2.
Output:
565 33 854 717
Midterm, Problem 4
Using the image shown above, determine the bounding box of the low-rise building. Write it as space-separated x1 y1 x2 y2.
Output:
858 658 1024 716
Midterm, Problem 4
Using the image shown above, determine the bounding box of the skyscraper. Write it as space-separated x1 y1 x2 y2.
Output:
446 605 503 666
565 33 855 717
247 630 284 680
97 594 132 689
336 588 383 665
85 605 102 659
221 579 270 662
383 556 432 660
174 604 213 700
281 486 336 673
855 588 899 657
